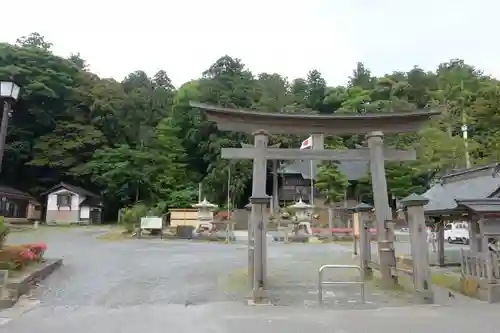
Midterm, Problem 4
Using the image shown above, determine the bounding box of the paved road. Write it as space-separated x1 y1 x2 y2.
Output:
0 227 497 332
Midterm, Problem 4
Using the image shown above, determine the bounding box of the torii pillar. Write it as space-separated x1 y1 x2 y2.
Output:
367 131 397 286
248 130 271 302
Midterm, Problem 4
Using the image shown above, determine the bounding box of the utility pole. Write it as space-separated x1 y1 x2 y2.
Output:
462 123 471 169
460 80 471 169
225 164 231 242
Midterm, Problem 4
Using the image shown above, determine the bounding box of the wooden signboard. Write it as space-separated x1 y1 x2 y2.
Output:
353 212 360 236
169 209 200 228
140 216 163 230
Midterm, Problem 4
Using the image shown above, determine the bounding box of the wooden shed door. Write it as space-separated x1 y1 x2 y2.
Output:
89 208 101 224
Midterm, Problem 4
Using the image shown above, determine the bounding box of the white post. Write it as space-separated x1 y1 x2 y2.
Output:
309 134 314 205
309 134 324 206
272 160 279 216
310 160 314 206
461 124 471 169
226 165 231 242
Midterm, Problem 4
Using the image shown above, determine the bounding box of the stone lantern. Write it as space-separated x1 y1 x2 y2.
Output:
192 198 217 232
287 198 313 235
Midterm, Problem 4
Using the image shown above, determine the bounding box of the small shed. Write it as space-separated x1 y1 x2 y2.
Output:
424 163 500 216
453 199 500 302
423 164 500 302
41 182 103 224
0 186 41 223
423 163 500 264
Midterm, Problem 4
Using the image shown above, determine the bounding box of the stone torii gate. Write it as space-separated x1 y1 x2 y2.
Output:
190 102 439 301
231 136 415 290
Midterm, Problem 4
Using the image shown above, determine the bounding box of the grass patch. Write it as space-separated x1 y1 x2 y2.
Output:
218 268 249 293
44 223 119 228
329 240 354 245
371 275 407 292
7 226 35 233
431 272 462 292
372 265 467 299
318 239 377 245
96 230 132 241
44 223 87 228
191 238 230 244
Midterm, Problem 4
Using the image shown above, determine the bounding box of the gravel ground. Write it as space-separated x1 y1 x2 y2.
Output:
0 227 494 332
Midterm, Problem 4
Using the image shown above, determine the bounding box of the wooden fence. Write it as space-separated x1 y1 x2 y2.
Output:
460 249 500 284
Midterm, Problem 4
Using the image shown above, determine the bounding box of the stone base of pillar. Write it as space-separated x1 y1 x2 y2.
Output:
364 267 374 280
378 242 398 287
247 299 273 306
248 248 254 289
248 287 272 306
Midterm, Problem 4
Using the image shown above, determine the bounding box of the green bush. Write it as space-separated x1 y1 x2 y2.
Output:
0 216 9 247
120 203 149 233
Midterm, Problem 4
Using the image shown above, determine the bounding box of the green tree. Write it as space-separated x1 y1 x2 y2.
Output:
315 162 349 227
86 144 156 202
348 62 374 90
68 53 88 70
385 163 426 199
315 162 349 203
3 33 500 220
195 56 256 204
148 117 193 203
30 122 106 176
306 69 327 111
253 73 293 112
16 32 53 50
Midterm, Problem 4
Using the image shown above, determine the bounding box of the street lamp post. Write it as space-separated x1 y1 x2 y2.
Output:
0 79 21 173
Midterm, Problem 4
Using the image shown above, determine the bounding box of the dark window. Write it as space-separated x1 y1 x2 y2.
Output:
0 198 27 218
284 177 304 186
57 194 71 206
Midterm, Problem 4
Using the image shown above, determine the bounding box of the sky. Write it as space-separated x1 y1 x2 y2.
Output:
1 0 498 87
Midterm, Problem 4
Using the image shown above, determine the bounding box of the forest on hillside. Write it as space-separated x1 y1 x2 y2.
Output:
0 32 498 219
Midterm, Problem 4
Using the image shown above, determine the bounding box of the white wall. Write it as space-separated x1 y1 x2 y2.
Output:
80 206 90 219
47 189 86 211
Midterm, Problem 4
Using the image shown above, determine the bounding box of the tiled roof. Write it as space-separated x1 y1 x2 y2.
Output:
0 186 37 201
80 197 103 207
279 160 368 181
423 163 500 214
41 182 101 198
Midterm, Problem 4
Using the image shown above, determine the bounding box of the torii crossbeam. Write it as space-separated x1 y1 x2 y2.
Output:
222 147 415 161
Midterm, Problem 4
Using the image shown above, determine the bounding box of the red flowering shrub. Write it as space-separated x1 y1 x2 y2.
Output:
19 249 34 261
0 242 48 270
26 243 47 260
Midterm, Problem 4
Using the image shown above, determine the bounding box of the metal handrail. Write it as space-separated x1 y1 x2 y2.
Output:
317 264 365 306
